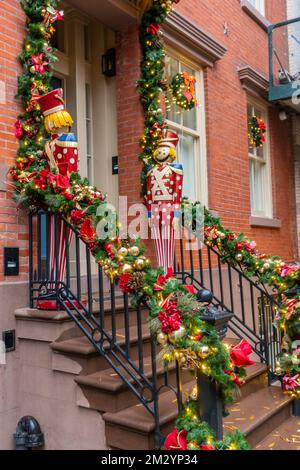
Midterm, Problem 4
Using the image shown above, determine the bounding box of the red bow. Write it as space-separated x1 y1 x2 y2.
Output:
183 285 196 295
79 218 97 244
201 444 215 450
165 429 187 450
30 53 49 74
224 369 245 386
154 267 174 291
230 339 255 367
147 23 160 35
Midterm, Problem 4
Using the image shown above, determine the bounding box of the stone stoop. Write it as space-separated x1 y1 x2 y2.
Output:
15 307 295 450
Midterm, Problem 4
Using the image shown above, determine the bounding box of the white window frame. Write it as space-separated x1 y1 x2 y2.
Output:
165 49 208 206
248 0 265 16
248 97 272 218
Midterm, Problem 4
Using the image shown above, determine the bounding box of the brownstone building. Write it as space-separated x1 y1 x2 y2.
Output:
0 0 300 450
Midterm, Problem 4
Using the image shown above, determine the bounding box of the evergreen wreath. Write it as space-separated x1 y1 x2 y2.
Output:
170 71 197 110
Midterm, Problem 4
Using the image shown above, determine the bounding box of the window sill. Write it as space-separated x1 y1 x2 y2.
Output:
250 216 282 228
240 0 271 32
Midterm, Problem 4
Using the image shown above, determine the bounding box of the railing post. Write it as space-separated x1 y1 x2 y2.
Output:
197 306 233 440
196 372 223 440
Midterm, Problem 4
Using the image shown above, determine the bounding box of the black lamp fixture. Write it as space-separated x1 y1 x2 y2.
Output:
102 48 116 77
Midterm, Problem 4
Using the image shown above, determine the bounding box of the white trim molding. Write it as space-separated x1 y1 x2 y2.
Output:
240 0 271 31
238 65 269 99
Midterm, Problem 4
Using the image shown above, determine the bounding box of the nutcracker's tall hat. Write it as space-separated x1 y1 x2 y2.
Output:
37 88 73 134
158 129 179 150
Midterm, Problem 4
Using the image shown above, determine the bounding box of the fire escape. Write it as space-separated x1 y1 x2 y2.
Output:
268 16 300 113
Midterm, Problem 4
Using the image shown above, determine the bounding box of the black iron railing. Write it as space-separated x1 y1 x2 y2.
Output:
29 210 184 449
174 232 282 382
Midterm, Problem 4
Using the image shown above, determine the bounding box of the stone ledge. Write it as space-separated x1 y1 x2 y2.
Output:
238 65 269 99
240 0 271 32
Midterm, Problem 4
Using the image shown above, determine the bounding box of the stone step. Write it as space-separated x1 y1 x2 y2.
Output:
254 416 300 450
103 384 293 450
51 322 152 375
75 360 267 414
103 380 194 450
238 363 268 400
224 386 293 448
75 357 191 413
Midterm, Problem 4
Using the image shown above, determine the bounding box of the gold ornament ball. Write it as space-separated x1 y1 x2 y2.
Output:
168 326 186 344
118 247 128 257
235 253 243 262
121 263 133 275
263 262 270 270
157 331 168 346
134 258 145 271
129 246 140 257
219 232 226 240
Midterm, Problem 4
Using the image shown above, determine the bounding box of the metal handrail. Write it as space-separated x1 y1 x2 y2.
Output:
174 233 282 380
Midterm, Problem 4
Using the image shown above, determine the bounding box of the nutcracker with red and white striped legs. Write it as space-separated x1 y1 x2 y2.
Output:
146 129 183 274
36 89 78 310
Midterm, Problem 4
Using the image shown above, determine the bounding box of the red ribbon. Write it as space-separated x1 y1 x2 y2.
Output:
230 339 255 367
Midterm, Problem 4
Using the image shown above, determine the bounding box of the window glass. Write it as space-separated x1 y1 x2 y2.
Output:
248 101 271 217
248 0 265 15
165 54 204 202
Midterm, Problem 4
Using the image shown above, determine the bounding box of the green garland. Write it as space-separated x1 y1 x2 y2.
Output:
138 0 172 195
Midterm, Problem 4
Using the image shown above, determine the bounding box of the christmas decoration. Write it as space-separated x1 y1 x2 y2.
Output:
165 400 249 450
170 72 197 110
249 116 267 147
146 129 183 273
13 0 300 450
230 339 255 367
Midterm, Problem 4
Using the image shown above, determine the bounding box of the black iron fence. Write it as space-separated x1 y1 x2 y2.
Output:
29 211 282 447
174 232 282 381
29 210 184 448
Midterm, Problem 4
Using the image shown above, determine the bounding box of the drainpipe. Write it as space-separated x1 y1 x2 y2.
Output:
14 416 44 450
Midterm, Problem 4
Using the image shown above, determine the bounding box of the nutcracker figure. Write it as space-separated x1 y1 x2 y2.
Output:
146 129 183 273
36 89 77 309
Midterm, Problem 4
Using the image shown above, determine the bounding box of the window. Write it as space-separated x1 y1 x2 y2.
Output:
248 101 272 217
165 54 207 204
248 0 265 15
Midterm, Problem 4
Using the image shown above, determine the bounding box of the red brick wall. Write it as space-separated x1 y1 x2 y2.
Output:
116 0 298 263
0 0 27 281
